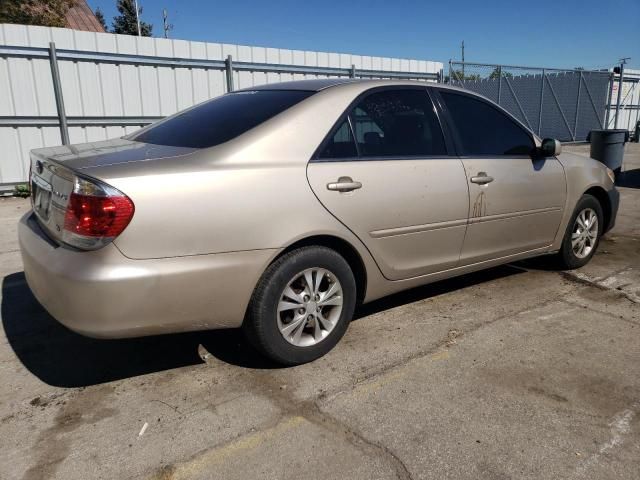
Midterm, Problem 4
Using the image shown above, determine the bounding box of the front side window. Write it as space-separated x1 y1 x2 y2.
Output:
440 91 534 156
132 90 314 148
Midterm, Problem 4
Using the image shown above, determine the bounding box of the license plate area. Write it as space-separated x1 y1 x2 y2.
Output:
31 174 53 222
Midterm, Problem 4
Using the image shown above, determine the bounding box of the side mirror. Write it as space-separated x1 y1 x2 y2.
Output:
540 138 562 157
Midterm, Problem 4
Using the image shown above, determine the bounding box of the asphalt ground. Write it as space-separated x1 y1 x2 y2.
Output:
1 143 639 480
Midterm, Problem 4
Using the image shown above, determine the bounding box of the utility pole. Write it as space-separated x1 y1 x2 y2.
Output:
134 0 141 36
461 40 465 78
614 57 630 128
162 9 173 38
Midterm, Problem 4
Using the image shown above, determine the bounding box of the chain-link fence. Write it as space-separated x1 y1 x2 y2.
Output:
448 61 613 142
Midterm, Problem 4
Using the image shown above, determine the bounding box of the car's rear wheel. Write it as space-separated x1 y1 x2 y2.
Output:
244 246 356 365
554 194 603 269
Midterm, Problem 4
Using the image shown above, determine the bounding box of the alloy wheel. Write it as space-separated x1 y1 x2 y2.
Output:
571 208 598 259
276 268 343 347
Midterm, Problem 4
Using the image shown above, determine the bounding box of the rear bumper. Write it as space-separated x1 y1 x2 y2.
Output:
18 212 277 338
605 187 620 233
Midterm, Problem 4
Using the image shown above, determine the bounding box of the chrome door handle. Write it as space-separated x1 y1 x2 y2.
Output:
327 176 362 192
470 172 494 185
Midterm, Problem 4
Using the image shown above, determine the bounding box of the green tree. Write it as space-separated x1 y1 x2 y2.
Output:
489 67 513 80
112 0 152 36
0 0 75 27
94 6 107 31
447 69 480 83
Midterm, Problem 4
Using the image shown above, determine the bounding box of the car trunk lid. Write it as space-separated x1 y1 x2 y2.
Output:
32 137 196 171
29 138 194 247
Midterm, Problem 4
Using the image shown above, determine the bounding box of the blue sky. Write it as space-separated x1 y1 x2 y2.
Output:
88 0 640 70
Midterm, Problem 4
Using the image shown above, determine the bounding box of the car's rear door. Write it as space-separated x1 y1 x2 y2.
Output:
435 89 566 265
306 87 470 281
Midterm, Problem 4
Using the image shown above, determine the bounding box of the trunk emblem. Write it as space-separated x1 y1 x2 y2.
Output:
52 190 68 201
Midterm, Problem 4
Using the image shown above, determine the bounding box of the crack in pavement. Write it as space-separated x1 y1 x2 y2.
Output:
320 295 567 404
223 292 576 480
238 275 630 477
147 270 625 480
251 371 414 480
560 298 640 327
560 270 640 304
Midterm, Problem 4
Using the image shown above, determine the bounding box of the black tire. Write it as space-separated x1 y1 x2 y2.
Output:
243 246 356 365
553 194 603 269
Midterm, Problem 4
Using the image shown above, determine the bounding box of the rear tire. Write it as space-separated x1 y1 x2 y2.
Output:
553 194 603 269
243 246 356 365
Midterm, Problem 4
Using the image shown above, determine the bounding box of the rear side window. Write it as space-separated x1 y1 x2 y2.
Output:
440 91 534 155
351 89 447 157
132 90 314 148
318 119 358 159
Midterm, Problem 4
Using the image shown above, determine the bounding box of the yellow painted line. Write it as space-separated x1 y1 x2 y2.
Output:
430 349 450 361
353 369 409 396
153 416 305 480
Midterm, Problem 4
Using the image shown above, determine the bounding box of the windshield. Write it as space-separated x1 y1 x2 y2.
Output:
131 90 314 148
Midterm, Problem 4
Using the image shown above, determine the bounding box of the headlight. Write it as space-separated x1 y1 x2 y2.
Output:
606 167 616 184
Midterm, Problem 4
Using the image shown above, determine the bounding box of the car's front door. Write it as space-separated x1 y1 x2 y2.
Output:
437 90 566 265
306 87 470 281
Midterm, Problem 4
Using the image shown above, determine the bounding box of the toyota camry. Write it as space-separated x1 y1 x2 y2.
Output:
19 79 619 364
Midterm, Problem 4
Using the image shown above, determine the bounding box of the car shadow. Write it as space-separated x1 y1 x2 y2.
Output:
354 264 523 319
617 168 640 189
1 272 280 388
2 265 524 388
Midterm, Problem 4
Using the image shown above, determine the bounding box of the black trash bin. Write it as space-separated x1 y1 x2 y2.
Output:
587 129 630 173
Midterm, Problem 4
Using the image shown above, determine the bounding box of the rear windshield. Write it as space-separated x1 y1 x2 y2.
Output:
131 90 314 148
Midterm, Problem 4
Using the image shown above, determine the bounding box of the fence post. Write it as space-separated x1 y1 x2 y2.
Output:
572 71 582 141
349 64 356 78
614 62 624 128
48 42 69 145
497 65 502 105
604 72 614 129
633 84 640 132
225 55 234 92
537 69 545 136
627 83 637 130
448 60 452 84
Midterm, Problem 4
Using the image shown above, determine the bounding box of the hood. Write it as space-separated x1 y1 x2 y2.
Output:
30 138 197 171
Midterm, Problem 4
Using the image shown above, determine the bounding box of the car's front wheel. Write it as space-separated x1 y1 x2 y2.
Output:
554 194 604 269
244 246 356 365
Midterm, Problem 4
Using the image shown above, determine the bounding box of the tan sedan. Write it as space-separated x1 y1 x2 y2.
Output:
19 79 619 364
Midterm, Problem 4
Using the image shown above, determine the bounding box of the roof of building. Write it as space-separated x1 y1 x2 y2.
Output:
65 0 105 33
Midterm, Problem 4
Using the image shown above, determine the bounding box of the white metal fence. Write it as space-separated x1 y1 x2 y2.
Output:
0 23 443 188
606 68 640 134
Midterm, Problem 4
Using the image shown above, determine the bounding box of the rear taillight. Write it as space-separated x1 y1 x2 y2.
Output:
62 176 134 250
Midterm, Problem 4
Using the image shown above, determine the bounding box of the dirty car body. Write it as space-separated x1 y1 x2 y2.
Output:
18 79 619 363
